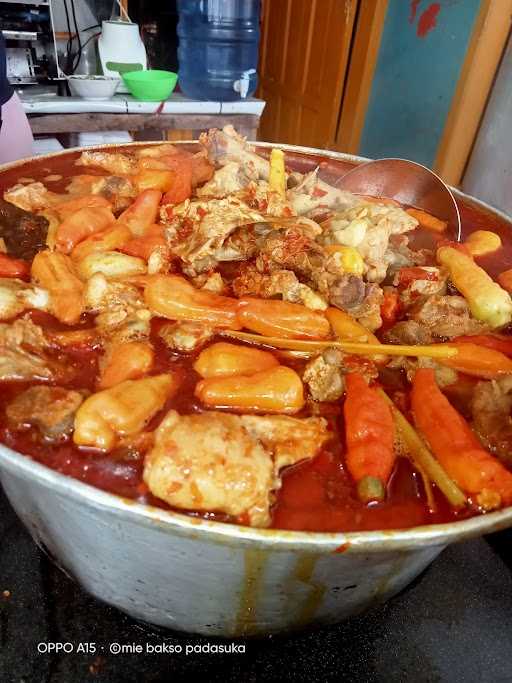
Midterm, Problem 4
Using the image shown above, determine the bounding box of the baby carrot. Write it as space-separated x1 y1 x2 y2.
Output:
343 373 395 503
411 368 512 508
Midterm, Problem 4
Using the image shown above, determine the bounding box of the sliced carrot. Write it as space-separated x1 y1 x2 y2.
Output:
406 207 447 233
411 368 512 506
344 372 395 503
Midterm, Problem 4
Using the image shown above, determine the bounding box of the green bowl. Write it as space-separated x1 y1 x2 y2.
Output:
122 70 178 102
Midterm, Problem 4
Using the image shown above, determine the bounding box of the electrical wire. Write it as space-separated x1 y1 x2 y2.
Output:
69 0 82 74
62 0 73 74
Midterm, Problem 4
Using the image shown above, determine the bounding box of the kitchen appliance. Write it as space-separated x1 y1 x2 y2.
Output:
1 0 60 84
98 20 147 93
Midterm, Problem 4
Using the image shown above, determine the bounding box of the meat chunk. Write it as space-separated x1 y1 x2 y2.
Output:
158 321 214 352
384 320 433 345
143 410 328 527
199 125 270 180
396 266 448 308
471 376 512 464
0 317 55 381
232 265 327 310
386 356 458 388
196 161 259 198
3 182 58 213
408 295 487 339
319 201 418 282
6 386 85 440
76 150 137 176
287 168 357 216
0 278 49 321
303 348 379 402
303 349 346 402
164 196 265 274
0 199 49 259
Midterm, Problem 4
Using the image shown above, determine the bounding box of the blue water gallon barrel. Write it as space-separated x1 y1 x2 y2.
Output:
177 0 260 101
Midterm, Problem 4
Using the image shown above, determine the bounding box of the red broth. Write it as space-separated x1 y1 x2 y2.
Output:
0 146 510 532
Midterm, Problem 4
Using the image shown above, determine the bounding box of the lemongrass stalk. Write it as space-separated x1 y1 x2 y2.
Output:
222 330 458 359
378 389 467 508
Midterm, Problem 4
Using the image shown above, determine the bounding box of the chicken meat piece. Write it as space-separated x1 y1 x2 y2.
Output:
0 199 49 260
0 278 49 321
384 320 433 345
237 180 296 217
323 276 384 331
320 201 418 282
91 176 136 212
471 376 512 464
84 273 147 329
4 182 59 213
303 349 347 402
143 410 329 527
232 265 328 311
396 266 448 308
164 196 266 273
158 321 214 352
408 294 487 339
386 233 433 272
387 355 458 388
303 347 379 402
199 125 270 180
0 317 56 381
196 161 260 198
76 150 137 176
287 168 357 216
6 386 85 441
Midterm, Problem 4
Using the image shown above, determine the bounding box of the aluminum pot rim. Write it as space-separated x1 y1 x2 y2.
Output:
1 141 512 553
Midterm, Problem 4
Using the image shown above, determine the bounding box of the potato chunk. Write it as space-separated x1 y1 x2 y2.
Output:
143 410 328 526
73 374 179 451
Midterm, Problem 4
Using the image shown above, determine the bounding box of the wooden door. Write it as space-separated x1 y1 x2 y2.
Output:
257 0 358 148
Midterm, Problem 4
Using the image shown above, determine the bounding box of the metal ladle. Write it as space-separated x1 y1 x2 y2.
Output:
331 158 462 241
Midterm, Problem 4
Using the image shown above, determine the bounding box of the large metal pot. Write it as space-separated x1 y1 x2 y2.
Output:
1 143 512 637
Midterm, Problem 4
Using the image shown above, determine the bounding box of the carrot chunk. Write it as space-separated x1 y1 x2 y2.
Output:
411 368 512 507
343 373 395 502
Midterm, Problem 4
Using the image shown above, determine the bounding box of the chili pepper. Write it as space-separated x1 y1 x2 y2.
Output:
343 372 395 503
0 253 30 279
453 334 512 358
162 159 193 205
437 342 512 379
380 290 401 328
411 368 512 507
397 267 438 288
